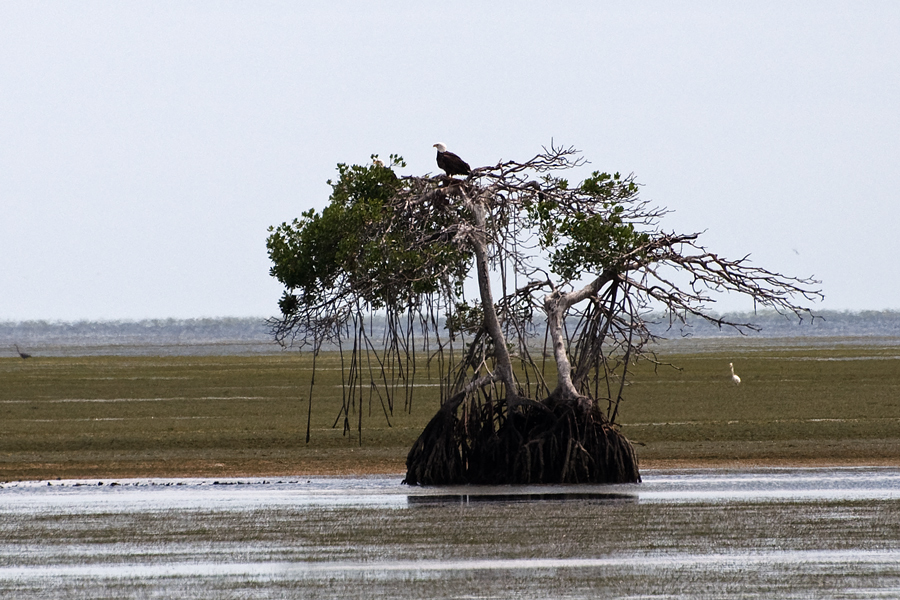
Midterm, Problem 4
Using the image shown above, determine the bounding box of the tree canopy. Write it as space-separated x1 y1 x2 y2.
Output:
267 144 822 484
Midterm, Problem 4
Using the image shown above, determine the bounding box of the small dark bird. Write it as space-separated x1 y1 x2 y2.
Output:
433 143 471 176
14 344 31 359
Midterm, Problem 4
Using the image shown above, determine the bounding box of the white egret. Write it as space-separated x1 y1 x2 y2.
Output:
729 362 741 386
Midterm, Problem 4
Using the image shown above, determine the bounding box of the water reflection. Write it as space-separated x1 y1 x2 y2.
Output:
406 492 638 505
2 467 900 599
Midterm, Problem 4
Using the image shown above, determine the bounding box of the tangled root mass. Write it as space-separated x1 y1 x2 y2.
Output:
403 391 641 486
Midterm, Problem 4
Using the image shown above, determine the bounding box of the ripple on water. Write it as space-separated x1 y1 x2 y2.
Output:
2 468 900 599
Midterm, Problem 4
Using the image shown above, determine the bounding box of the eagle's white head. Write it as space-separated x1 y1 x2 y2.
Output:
433 143 447 152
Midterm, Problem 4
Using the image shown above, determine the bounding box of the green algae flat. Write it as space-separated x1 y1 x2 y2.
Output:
0 340 898 480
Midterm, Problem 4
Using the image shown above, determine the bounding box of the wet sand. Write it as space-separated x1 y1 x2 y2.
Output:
3 467 900 599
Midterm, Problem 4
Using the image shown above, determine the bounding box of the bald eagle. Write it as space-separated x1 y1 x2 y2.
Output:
433 143 471 176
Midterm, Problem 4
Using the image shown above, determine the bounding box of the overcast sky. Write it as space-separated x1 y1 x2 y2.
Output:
2 2 898 321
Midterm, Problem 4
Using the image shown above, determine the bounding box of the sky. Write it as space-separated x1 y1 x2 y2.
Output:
2 1 898 321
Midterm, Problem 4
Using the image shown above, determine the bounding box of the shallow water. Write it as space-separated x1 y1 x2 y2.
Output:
1 468 899 598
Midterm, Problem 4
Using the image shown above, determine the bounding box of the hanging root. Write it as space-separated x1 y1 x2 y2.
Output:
402 392 467 485
403 392 640 485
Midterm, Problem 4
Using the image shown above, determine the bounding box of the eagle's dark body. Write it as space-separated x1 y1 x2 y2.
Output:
434 143 471 176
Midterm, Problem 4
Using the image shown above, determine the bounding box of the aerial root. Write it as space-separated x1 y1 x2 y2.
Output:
403 393 640 485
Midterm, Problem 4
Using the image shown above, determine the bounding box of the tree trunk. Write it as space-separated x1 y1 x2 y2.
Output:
544 289 581 402
543 272 615 413
469 200 517 398
403 237 638 485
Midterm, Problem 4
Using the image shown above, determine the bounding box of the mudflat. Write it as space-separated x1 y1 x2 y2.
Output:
1 340 898 480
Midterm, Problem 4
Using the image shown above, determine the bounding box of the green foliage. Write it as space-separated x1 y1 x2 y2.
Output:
267 155 471 317
525 171 649 281
445 301 484 337
550 207 651 281
578 170 638 200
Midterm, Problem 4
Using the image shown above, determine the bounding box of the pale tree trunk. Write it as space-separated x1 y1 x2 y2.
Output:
543 271 614 412
468 200 517 398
